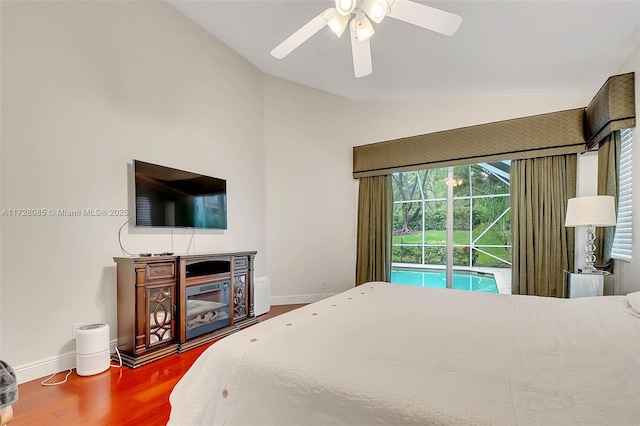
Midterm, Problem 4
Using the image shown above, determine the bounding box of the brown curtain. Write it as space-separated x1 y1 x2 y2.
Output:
355 175 392 286
594 131 621 265
511 155 576 297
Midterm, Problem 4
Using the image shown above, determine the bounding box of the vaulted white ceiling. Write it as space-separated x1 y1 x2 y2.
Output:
169 0 640 101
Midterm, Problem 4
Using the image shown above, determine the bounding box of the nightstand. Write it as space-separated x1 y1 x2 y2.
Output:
563 270 609 298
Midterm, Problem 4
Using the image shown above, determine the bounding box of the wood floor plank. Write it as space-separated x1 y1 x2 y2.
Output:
10 305 303 425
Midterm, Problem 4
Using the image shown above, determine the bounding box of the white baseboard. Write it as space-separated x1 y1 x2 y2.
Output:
14 339 119 385
15 293 331 385
15 292 334 384
270 293 336 306
14 293 331 384
14 351 76 385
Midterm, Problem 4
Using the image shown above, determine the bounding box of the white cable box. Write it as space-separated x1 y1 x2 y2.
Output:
254 276 271 316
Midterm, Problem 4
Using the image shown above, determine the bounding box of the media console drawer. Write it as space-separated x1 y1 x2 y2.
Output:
146 262 176 281
233 256 248 269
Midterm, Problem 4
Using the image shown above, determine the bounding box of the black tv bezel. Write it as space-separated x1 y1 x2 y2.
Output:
133 160 227 230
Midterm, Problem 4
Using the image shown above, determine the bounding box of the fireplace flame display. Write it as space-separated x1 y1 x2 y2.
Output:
185 282 231 339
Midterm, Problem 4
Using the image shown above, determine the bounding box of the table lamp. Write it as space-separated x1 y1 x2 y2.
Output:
565 195 617 273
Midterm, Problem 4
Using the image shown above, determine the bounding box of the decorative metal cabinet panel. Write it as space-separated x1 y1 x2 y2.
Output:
114 256 178 368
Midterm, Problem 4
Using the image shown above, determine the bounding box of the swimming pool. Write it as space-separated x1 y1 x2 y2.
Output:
391 268 498 293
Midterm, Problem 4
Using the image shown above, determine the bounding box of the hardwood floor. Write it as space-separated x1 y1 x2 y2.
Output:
10 305 305 426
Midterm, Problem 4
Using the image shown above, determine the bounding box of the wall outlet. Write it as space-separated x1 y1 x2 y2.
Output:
72 323 83 339
321 281 327 289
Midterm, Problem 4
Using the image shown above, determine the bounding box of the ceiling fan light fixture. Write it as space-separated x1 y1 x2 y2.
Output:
362 0 388 24
273 0 462 78
327 12 350 38
335 0 356 16
355 15 375 41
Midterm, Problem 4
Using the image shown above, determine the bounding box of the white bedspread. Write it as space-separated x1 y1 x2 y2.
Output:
169 282 640 425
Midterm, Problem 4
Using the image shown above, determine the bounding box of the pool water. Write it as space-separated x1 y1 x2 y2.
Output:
391 269 498 293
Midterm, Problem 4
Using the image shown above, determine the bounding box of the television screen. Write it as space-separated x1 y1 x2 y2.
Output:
134 160 227 229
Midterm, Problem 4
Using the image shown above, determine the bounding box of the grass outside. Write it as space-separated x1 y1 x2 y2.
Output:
393 229 507 245
392 229 511 267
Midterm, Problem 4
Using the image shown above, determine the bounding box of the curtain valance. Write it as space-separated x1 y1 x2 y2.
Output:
353 73 635 178
585 72 636 149
353 108 585 178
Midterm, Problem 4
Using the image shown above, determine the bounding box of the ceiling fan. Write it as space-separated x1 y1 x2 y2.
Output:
271 0 462 78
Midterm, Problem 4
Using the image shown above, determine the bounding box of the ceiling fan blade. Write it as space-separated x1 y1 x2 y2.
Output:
271 8 334 59
350 21 372 78
387 0 462 36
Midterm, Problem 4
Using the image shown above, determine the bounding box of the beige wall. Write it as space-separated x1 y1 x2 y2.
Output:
3 0 637 384
574 151 599 271
264 75 596 302
263 45 640 300
1 1 265 382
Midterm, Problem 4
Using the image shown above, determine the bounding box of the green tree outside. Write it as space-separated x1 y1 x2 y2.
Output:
392 163 511 268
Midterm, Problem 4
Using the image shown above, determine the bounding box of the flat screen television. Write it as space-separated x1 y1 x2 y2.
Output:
134 160 227 229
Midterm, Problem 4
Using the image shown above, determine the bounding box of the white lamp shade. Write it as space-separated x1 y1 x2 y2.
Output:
362 0 388 23
565 195 617 227
327 12 349 37
335 0 356 16
355 15 375 41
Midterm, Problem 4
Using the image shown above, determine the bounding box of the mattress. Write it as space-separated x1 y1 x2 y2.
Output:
169 282 640 425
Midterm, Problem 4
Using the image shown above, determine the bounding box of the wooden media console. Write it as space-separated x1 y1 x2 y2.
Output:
113 251 257 367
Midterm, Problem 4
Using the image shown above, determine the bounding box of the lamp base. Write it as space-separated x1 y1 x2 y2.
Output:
583 225 597 273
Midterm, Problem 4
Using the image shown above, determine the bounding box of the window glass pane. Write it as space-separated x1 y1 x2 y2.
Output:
391 161 511 291
470 164 510 196
392 245 422 264
423 246 446 266
393 202 420 244
423 199 447 268
453 165 470 198
423 199 446 232
423 168 448 199
453 198 471 267
473 195 511 267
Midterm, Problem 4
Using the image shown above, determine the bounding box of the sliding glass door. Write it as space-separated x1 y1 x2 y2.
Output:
391 162 511 290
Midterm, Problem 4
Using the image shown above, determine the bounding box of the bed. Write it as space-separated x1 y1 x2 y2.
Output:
168 282 640 425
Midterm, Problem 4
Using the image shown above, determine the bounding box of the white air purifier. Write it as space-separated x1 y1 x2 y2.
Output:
254 276 271 316
76 323 110 376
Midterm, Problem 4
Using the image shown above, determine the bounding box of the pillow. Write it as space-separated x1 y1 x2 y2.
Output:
625 291 640 318
0 360 17 409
